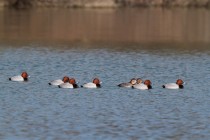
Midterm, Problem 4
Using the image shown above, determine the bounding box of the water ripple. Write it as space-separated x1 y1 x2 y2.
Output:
0 44 210 139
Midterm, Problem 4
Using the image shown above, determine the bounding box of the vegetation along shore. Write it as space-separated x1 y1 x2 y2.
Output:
1 0 210 8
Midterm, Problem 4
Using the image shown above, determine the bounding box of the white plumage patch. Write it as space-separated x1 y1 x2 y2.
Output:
59 83 74 88
133 83 148 90
10 75 24 82
82 82 97 88
49 79 64 86
163 83 179 89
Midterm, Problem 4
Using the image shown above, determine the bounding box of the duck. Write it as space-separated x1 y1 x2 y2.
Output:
132 78 143 88
162 79 184 89
58 78 79 88
81 78 101 88
118 78 137 88
49 76 69 86
133 79 152 90
9 71 29 81
136 78 144 84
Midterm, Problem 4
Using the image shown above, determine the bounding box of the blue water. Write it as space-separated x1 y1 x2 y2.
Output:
0 44 210 140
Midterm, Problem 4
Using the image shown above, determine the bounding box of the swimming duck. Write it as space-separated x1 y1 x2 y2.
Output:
81 78 101 88
58 78 79 88
136 78 144 84
9 71 29 82
133 79 152 90
162 79 184 89
49 76 69 86
118 78 137 88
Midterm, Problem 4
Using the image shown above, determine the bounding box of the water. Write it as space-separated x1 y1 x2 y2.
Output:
0 8 210 140
0 8 210 44
0 44 209 140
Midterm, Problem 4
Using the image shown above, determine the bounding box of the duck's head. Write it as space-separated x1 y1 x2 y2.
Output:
69 78 76 84
62 76 69 83
21 72 28 79
176 79 184 85
136 78 143 84
144 80 152 86
130 78 137 85
93 78 100 85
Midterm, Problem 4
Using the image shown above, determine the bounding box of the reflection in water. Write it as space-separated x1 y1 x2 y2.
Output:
0 8 210 45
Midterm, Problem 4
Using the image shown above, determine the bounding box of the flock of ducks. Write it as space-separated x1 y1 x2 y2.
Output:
118 78 184 89
9 71 184 90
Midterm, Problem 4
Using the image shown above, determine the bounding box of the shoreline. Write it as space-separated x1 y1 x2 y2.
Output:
1 0 210 9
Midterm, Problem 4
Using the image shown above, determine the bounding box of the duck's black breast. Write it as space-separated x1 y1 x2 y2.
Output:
73 84 79 88
179 85 184 89
96 84 101 88
24 78 28 81
148 85 152 89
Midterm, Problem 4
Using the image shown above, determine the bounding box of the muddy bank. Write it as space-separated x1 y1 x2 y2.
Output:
2 0 210 8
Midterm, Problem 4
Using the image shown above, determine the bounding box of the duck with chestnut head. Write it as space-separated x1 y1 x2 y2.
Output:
133 79 152 90
58 78 79 89
9 71 29 82
81 78 101 88
162 79 184 89
49 76 69 86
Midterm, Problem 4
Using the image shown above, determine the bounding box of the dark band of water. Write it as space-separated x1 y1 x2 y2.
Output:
0 8 210 46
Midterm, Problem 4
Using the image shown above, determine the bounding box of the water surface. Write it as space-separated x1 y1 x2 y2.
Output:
0 43 210 140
